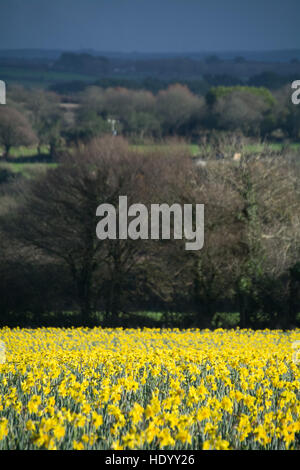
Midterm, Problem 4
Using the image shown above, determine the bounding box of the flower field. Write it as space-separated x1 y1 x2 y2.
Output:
0 327 299 450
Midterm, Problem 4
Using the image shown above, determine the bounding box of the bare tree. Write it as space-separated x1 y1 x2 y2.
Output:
213 90 270 136
0 136 196 324
26 89 62 157
0 106 37 159
156 84 204 136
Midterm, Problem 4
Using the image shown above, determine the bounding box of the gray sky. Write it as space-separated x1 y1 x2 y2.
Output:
0 0 299 52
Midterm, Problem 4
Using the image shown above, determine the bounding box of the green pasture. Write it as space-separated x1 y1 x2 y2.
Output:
0 66 96 87
0 140 299 178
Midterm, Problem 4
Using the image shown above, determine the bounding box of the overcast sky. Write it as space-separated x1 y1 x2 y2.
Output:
1 0 300 52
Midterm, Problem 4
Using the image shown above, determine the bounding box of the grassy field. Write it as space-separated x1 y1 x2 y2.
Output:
1 141 299 178
125 141 300 157
0 145 50 158
0 163 57 179
0 66 97 88
3 141 300 159
0 145 56 177
0 327 299 450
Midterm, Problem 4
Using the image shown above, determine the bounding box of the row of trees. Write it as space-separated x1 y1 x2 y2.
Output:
1 83 299 159
0 136 299 328
49 71 295 96
49 70 299 96
0 87 61 159
71 84 300 141
53 52 300 81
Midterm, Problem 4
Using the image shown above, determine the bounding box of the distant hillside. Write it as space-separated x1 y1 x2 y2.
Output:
51 52 300 81
0 49 63 61
1 49 300 90
0 48 300 63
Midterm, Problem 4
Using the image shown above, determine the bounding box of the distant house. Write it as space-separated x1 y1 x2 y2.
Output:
108 118 118 136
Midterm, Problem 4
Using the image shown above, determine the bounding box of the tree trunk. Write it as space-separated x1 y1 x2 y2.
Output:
77 275 93 326
288 278 299 328
4 145 10 160
79 299 92 326
107 275 122 326
49 142 55 160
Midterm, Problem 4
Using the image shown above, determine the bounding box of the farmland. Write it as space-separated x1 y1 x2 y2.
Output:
1 141 299 178
0 327 299 450
0 66 96 88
